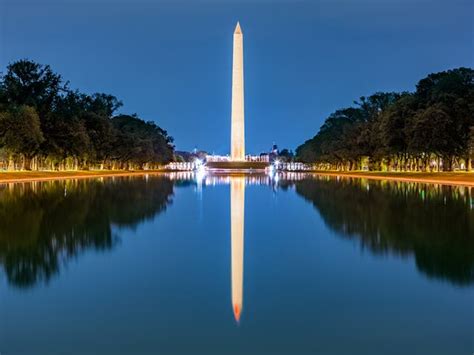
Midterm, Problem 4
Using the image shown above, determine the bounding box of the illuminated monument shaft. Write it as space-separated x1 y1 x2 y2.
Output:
231 22 245 161
231 177 245 322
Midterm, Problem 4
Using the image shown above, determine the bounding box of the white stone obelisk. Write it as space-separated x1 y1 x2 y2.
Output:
231 22 245 161
231 177 245 322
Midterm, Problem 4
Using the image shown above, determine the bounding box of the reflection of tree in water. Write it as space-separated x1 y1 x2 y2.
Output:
295 177 474 286
0 176 174 288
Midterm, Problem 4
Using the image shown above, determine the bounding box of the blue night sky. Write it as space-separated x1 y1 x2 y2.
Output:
1 0 473 154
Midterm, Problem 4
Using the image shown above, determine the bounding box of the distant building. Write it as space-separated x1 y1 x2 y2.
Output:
271 143 279 155
207 154 268 162
175 149 208 163
259 143 294 163
266 143 279 163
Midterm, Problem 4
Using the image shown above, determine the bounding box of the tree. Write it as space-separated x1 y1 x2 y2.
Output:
377 94 415 169
279 148 294 162
111 115 174 168
0 59 66 116
296 68 474 172
0 106 44 169
0 59 175 170
469 127 474 170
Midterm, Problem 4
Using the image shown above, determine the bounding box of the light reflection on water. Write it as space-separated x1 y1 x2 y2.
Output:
231 177 245 323
0 173 472 354
0 173 472 287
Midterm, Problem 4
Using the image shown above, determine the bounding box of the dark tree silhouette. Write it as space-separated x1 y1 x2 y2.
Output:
0 59 174 170
296 68 474 171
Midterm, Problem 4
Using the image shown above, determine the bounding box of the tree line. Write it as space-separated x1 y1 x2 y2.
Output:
0 59 174 171
296 68 474 171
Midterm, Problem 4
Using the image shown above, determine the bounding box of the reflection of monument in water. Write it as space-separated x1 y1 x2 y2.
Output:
230 177 245 322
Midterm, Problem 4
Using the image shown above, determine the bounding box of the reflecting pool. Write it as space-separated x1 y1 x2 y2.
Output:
0 173 472 354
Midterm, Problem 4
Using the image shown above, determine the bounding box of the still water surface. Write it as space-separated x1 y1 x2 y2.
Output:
0 173 473 354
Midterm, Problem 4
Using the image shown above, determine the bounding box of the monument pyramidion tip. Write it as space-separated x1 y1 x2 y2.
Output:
234 22 242 34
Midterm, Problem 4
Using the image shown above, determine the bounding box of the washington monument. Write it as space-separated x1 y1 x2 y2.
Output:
231 22 245 161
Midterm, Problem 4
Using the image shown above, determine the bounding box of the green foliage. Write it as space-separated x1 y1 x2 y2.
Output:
278 148 294 162
0 60 66 115
0 59 174 170
111 115 174 166
296 68 474 171
0 106 44 169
